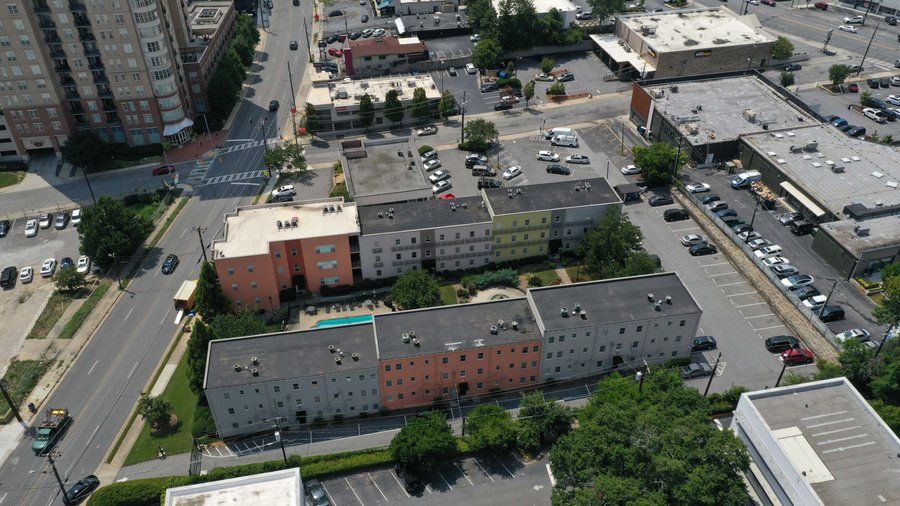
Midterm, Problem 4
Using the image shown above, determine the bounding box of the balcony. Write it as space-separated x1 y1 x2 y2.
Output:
88 60 104 70
79 32 96 42
351 260 361 269
68 1 86 11
33 3 51 13
50 49 66 58
44 35 62 44
39 19 56 28
64 92 79 99
54 65 72 73
105 113 120 124
97 87 112 97
73 15 90 27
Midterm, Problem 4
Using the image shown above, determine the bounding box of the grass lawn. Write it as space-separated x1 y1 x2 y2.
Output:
0 171 24 189
530 269 560 285
27 291 77 339
0 359 51 422
124 353 199 466
565 265 594 283
439 284 458 305
58 283 110 339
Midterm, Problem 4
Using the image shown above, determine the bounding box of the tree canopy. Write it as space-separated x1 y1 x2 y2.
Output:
389 270 440 310
464 118 499 145
61 130 109 171
472 38 503 70
137 393 174 431
384 89 404 125
874 275 900 328
186 310 268 394
263 142 306 173
632 142 683 187
828 64 851 87
54 268 86 293
550 371 750 505
206 14 257 126
516 392 574 453
770 36 795 60
195 261 232 319
390 411 457 471
438 90 458 118
359 93 375 130
523 79 535 109
465 404 517 452
410 87 430 121
77 196 153 270
587 0 625 24
577 207 653 279
303 104 320 134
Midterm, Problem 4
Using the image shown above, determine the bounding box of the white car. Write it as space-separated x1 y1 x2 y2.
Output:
19 266 33 283
502 166 522 180
565 154 590 164
838 25 858 33
71 208 82 226
416 126 437 136
835 328 871 343
802 295 828 311
432 180 452 193
681 234 704 246
465 63 476 74
423 159 442 171
536 151 560 162
747 238 771 250
39 213 52 229
762 256 790 267
748 0 759 4
40 258 56 278
428 170 450 183
755 244 783 258
271 185 296 197
843 15 864 24
535 73 555 82
372 28 385 37
76 255 91 274
886 95 900 106
891 77 900 87
25 219 38 238
470 34 480 42
686 182 711 193
620 164 641 175
738 231 762 242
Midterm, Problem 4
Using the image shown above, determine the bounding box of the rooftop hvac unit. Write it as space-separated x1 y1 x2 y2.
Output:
233 364 242 371
402 332 410 343
742 109 757 122
334 356 342 364
854 225 870 237
361 81 369 88
352 353 359 360
407 80 416 87
251 356 258 365
789 145 803 154
831 165 845 173
804 141 818 152
688 125 699 135
250 368 259 376
334 90 348 99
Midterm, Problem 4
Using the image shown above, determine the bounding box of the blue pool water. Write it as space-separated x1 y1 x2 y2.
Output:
314 315 374 328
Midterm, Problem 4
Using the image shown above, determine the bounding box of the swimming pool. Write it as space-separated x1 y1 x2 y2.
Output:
314 315 374 328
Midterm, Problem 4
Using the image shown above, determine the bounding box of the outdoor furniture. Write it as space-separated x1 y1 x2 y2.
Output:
365 299 373 309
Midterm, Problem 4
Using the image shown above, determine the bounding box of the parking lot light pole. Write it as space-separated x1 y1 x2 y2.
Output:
775 357 789 387
703 352 721 397
817 280 839 318
460 91 467 143
857 23 879 77
745 197 761 243
274 426 288 464
874 323 895 358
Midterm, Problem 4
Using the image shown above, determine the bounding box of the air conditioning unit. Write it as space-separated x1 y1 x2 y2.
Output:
831 165 844 173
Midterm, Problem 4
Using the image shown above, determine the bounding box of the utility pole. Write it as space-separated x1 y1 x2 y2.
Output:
46 453 71 505
195 227 209 263
287 61 298 144
745 197 761 243
80 166 97 205
671 137 683 180
0 379 24 424
460 91 467 143
817 280 839 318
274 426 288 464
775 357 789 387
703 352 722 397
303 17 313 64
857 23 878 77
874 323 894 358
822 28 833 54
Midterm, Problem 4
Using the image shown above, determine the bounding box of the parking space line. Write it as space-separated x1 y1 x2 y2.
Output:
454 463 475 486
473 458 495 482
718 282 749 288
701 261 731 267
344 477 364 506
437 470 454 490
368 472 389 502
755 324 786 331
734 302 767 308
708 271 738 276
744 313 775 319
323 483 339 506
492 455 515 478
390 471 411 498
669 226 701 233
723 289 754 295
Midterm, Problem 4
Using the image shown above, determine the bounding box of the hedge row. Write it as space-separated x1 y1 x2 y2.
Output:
88 477 170 506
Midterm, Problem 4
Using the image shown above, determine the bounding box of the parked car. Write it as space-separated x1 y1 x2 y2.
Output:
802 295 828 310
793 285 820 300
306 478 331 506
477 178 502 189
765 335 799 352
54 212 70 230
557 72 575 82
76 256 91 274
720 213 741 224
428 170 450 184
648 194 673 206
327 47 343 57
272 185 296 197
536 150 560 162
421 150 438 162
423 159 442 171
680 363 713 379
843 15 864 24
565 154 590 164
700 194 721 205
494 102 513 111
620 164 641 175
465 63 476 74
19 266 33 284
747 238 770 250
0 219 11 238
755 244 783 258
502 166 522 180
372 28 385 37
818 305 845 322
781 274 815 290
470 34 480 42
830 117 848 127
845 126 867 137
781 347 815 365
663 208 689 222
737 231 761 242
395 464 424 493
785 63 802 72
40 258 56 278
847 83 859 93
813 1 827 9
65 475 100 505
681 234 704 246
863 107 888 123
731 223 753 234
835 328 871 343
761 0 775 5
770 264 799 278
417 126 437 136
534 73 555 82
60 257 75 270
838 24 858 33
778 212 802 225
689 242 717 256
39 213 53 229
706 201 728 212
690 335 717 352
480 82 498 92
269 100 280 111
686 182 710 193
432 180 452 194
361 14 369 22
546 164 571 175
0 266 15 288
161 254 179 274
465 154 488 167
328 9 344 16
25 219 38 237
762 256 790 267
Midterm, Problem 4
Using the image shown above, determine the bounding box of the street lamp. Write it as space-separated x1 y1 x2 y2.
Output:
874 323 895 358
703 352 722 397
459 91 467 143
440 60 445 90
274 426 288 464
745 197 761 244
857 23 879 77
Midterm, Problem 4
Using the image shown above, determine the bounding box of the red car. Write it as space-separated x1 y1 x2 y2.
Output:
762 0 776 6
813 1 827 9
781 347 814 365
327 47 343 57
847 83 859 93
152 165 175 176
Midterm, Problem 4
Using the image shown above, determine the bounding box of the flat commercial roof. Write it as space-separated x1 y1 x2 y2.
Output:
358 196 491 235
590 34 656 72
483 178 619 216
348 36 427 58
342 139 432 203
213 200 359 259
492 0 577 14
734 378 900 505
619 7 774 52
742 123 900 217
373 299 539 360
307 74 440 109
528 273 701 332
165 468 301 506
646 75 819 145
204 325 377 390
818 215 900 257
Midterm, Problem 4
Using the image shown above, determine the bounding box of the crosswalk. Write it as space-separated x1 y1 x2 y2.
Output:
203 169 268 185
187 157 214 182
184 138 277 184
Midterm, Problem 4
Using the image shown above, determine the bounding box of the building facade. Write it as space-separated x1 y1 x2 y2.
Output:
345 36 428 77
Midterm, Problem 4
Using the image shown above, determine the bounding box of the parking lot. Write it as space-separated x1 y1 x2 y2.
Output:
313 453 551 506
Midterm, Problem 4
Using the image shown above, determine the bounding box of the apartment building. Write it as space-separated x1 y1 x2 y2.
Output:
528 272 702 381
484 179 622 263
204 324 380 438
357 196 493 280
211 198 361 310
0 0 236 160
374 299 543 410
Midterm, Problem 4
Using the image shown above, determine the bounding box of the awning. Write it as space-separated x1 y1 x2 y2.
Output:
394 17 405 35
377 0 393 9
779 181 827 219
163 117 194 137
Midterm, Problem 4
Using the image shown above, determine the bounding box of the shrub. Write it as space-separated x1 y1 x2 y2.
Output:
192 404 216 442
456 288 468 298
461 269 519 290
495 77 522 89
458 140 489 152
0 161 28 172
417 145 433 156
527 275 543 288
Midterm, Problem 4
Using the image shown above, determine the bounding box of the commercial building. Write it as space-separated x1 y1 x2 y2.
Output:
211 198 361 309
0 0 238 160
731 378 900 505
340 137 434 206
491 0 578 26
165 468 302 506
178 2 237 115
394 0 461 16
592 7 775 80
345 36 429 77
204 324 380 438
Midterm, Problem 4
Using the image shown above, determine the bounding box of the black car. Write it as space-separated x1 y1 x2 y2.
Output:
60 257 75 270
699 194 720 205
0 266 16 288
793 285 820 301
765 335 799 352
494 102 512 111
477 178 502 189
328 9 344 16
663 208 689 222
0 219 9 237
293 0 299 4
326 34 339 44
784 63 802 72
546 163 571 175
395 464 424 493
845 126 866 137
867 97 888 109
269 100 279 112
272 195 294 203
480 82 498 93
731 223 753 234
361 14 369 22
465 154 489 167
690 335 717 352
161 254 179 274
868 78 880 89
65 475 100 504
837 124 855 133
715 209 738 218
887 15 898 25
349 31 362 40
648 194 673 206
689 242 717 256
289 40 299 50
818 305 845 322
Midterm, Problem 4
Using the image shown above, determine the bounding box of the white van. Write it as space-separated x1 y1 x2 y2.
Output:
550 134 578 147
731 170 761 189
544 127 573 139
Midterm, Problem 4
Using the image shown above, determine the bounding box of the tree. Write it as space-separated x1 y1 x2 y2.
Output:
390 270 440 310
390 411 457 471
632 141 683 187
303 104 320 134
465 405 517 452
618 251 661 277
195 261 231 319
467 0 497 31
61 130 108 173
547 82 566 96
880 262 900 281
588 0 625 24
410 87 430 122
838 339 877 393
828 64 851 88
472 38 502 70
577 207 644 279
463 118 498 145
516 392 573 453
870 400 900 434
236 13 260 46
208 309 267 340
137 393 174 431
438 90 458 118
359 93 375 130
780 71 795 87
383 89 404 126
78 197 153 270
874 276 900 329
54 268 86 293
770 36 794 60
186 310 267 394
522 80 535 109
540 57 555 74
231 35 254 66
550 371 750 505
870 339 900 403
540 9 566 46
264 142 306 174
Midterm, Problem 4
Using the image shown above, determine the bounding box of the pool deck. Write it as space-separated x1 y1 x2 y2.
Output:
296 302 393 331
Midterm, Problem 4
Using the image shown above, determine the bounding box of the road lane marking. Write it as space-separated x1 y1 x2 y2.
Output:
344 477 364 505
88 360 99 375
493 455 515 478
368 472 389 502
127 361 139 378
0 492 7 503
88 424 100 445
455 463 474 486
124 307 134 321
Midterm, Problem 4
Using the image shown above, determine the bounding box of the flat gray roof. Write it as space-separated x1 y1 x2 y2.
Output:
342 139 431 201
484 178 619 216
619 7 774 53
528 273 701 332
818 215 900 256
646 75 819 145
742 123 900 216
373 299 539 359
166 468 301 506
204 325 377 390
359 196 491 235
739 378 900 505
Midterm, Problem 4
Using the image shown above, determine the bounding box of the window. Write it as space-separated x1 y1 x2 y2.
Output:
442 357 449 364
6 4 17 14
619 327 625 334
317 260 337 270
247 264 254 273
679 320 686 327
477 352 484 359
315 244 336 254
477 368 483 375
395 363 402 371
632 341 639 348
460 355 467 362
522 347 528 353
312 380 319 388
293 383 299 390
548 336 555 343
636 325 643 332
386 380 392 387
273 386 280 392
